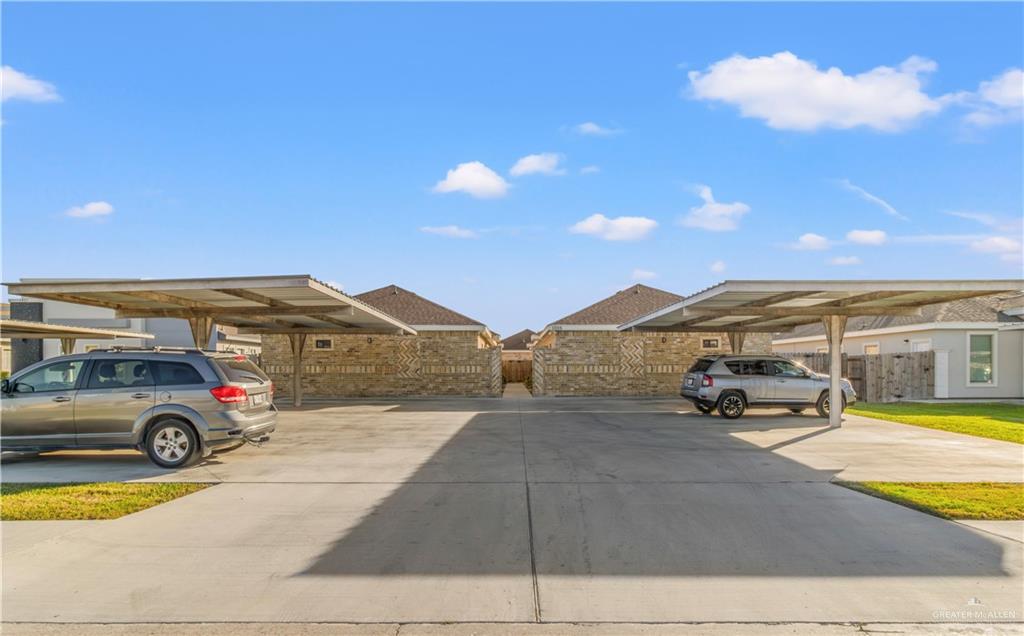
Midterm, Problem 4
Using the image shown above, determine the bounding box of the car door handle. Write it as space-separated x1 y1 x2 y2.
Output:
52 396 72 403
131 393 150 399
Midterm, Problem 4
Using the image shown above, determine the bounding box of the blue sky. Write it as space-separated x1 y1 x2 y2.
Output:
3 2 1022 336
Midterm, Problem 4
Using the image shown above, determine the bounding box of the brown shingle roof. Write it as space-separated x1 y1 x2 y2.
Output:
501 329 536 350
551 284 685 326
355 285 483 327
776 293 1023 339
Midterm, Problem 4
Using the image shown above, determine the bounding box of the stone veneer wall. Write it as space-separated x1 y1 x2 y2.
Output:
262 331 501 398
532 331 772 396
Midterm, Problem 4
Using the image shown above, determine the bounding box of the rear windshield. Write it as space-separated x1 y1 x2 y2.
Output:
687 358 715 373
213 357 270 384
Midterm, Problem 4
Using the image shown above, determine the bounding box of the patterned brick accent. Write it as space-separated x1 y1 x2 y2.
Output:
262 331 501 397
532 330 772 396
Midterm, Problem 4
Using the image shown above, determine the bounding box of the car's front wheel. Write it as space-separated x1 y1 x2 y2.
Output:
815 391 847 419
716 391 746 419
146 420 199 469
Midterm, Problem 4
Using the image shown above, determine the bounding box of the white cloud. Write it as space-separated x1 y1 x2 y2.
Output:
432 161 509 199
830 256 862 266
580 165 601 175
846 229 888 245
680 185 750 232
569 213 658 241
1 66 60 103
709 260 726 274
631 269 657 281
963 68 1023 127
510 153 566 177
947 211 999 227
420 225 479 239
791 233 831 251
970 235 1022 256
65 201 114 219
573 122 621 136
688 52 942 132
837 179 908 221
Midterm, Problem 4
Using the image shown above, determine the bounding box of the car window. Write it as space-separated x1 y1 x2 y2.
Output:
152 361 205 386
14 360 85 393
770 360 806 377
687 358 715 373
86 359 152 389
214 357 270 383
725 360 771 376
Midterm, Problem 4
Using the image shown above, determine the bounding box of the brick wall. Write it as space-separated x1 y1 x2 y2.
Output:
262 331 501 398
532 330 771 396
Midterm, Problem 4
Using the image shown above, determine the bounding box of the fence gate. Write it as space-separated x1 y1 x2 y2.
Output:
785 351 933 403
502 358 532 383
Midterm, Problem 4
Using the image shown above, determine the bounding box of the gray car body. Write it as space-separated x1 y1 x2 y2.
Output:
1 349 276 457
680 354 857 411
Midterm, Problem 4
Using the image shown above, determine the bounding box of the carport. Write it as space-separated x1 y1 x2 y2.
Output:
620 279 1024 427
3 275 417 406
0 318 154 355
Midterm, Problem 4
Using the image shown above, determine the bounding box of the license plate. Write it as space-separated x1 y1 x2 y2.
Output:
251 393 266 405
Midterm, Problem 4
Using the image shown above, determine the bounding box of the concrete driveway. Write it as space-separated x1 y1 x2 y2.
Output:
2 397 1022 625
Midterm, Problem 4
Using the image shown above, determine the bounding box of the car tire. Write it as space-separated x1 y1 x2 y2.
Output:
716 391 746 419
695 402 714 415
815 391 847 419
146 420 199 469
788 408 805 414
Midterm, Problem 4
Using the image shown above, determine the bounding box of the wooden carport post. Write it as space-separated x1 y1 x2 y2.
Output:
187 316 214 350
289 334 307 408
727 332 745 354
59 337 77 355
822 315 848 428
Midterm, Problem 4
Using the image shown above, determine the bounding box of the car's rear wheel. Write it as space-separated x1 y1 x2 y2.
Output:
695 402 714 415
146 420 199 469
717 391 746 419
815 391 847 419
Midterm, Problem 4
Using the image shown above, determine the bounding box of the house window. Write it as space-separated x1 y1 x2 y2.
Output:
863 343 880 355
314 338 333 351
910 339 931 352
967 333 996 385
701 338 719 349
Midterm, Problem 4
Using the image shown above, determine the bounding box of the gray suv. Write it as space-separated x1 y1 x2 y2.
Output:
1 348 277 468
680 355 856 419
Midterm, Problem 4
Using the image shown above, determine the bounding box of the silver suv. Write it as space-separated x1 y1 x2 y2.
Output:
680 355 856 419
1 348 277 468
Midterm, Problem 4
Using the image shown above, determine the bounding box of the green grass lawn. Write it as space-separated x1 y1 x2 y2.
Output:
1 482 211 520
848 402 1024 444
838 481 1024 520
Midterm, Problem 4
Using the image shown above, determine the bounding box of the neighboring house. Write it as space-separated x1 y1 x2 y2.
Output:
261 284 502 398
532 284 772 396
772 294 1024 399
8 283 262 372
500 329 536 362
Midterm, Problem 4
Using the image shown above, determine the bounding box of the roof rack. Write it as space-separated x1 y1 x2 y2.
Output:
90 346 214 354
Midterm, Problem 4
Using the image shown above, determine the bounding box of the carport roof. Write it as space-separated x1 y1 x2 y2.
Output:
619 279 1024 333
0 318 155 341
4 275 417 335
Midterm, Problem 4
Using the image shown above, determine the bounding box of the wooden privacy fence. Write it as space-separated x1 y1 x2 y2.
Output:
786 351 934 403
502 358 532 383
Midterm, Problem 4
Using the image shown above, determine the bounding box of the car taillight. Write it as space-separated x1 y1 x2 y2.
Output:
210 385 248 403
701 374 714 387
269 382 275 396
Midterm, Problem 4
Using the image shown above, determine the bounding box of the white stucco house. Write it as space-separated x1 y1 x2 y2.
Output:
772 294 1024 400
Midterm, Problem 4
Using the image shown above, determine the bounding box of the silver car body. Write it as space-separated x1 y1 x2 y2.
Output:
1 349 276 456
680 355 856 411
